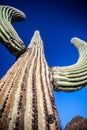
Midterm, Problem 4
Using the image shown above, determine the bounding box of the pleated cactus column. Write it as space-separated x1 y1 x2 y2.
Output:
0 31 60 130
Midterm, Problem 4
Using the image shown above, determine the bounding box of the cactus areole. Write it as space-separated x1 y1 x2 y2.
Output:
0 6 87 130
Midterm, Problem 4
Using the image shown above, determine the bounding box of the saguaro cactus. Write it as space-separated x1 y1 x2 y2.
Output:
0 6 87 130
0 30 60 130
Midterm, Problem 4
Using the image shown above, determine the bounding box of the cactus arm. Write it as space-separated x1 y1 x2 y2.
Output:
51 38 87 91
0 5 26 58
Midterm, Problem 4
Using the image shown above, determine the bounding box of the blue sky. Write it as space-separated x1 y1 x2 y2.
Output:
0 0 87 129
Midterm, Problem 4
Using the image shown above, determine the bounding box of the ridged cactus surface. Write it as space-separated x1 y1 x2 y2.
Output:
0 31 60 130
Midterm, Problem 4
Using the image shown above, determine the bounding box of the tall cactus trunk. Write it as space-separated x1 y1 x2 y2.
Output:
0 31 60 130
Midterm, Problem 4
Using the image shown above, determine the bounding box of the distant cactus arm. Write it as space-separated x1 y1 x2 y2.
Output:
0 5 26 58
51 38 87 91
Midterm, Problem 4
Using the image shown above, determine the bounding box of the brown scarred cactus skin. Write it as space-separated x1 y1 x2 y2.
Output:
0 31 60 130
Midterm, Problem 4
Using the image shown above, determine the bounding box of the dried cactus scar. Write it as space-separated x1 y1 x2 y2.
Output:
0 5 26 58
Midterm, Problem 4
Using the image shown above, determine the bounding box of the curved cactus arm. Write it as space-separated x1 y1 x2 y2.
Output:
51 37 87 92
0 5 26 57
